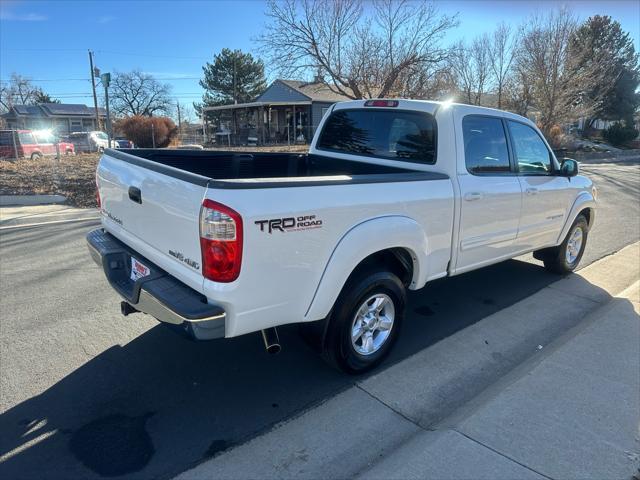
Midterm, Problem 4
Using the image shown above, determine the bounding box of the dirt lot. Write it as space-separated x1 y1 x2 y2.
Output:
0 153 100 208
0 146 310 208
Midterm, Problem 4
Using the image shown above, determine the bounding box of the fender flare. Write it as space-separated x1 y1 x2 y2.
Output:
556 191 596 244
304 215 429 321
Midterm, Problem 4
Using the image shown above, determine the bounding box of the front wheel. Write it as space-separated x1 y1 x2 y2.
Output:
538 215 589 274
322 270 406 374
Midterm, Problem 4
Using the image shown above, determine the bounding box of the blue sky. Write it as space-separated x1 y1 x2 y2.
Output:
1 0 639 117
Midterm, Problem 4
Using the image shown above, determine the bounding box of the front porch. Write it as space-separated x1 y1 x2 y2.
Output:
203 101 314 147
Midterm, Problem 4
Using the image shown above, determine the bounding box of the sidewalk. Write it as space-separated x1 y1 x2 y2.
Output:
178 243 639 480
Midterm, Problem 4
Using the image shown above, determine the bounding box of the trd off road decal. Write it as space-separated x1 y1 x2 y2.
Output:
255 215 323 234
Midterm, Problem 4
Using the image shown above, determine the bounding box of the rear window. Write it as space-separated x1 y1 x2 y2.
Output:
317 109 436 164
70 133 88 138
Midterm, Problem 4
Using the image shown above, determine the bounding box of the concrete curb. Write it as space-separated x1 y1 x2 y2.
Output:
177 242 640 480
0 194 67 207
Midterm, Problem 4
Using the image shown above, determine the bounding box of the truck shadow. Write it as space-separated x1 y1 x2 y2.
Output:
0 258 610 479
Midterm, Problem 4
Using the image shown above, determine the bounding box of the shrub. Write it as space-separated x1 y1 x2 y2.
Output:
603 121 639 147
547 125 563 148
117 116 178 148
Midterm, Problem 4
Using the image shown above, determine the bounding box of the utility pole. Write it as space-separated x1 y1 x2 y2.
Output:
176 100 182 133
100 73 112 148
88 50 101 130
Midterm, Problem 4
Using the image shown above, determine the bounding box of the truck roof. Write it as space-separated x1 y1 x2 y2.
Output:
332 98 534 126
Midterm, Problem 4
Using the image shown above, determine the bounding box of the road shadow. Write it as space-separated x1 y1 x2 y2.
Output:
0 258 572 479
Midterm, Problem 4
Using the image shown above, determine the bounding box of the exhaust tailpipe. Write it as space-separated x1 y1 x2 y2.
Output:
120 301 138 316
261 328 281 354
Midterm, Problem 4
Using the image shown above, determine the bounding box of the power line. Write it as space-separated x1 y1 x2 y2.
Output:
95 50 205 60
1 77 200 82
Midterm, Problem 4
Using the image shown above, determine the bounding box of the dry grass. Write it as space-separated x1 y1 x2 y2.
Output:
0 154 100 208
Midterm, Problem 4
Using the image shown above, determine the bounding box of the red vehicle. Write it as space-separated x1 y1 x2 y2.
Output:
0 129 75 160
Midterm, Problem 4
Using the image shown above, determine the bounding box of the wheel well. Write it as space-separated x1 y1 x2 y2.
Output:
578 207 593 227
348 248 414 287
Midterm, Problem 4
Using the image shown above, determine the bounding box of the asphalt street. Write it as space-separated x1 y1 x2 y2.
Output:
0 159 638 479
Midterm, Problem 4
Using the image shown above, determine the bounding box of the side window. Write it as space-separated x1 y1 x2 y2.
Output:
508 121 552 174
462 116 511 174
317 109 436 164
18 132 36 145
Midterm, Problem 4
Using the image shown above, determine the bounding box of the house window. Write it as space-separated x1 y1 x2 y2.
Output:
70 120 82 132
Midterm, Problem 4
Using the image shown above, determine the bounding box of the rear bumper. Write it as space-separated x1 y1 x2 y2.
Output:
87 228 225 340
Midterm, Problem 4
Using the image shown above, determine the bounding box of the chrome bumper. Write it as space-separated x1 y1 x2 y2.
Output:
87 228 225 340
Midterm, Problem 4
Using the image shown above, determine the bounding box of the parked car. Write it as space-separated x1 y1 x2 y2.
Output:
114 137 134 149
88 99 596 373
68 131 109 153
0 129 74 160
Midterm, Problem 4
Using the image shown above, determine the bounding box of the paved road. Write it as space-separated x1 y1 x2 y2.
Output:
1 159 638 479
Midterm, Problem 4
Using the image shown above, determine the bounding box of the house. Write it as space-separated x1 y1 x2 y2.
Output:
203 79 352 145
1 103 107 135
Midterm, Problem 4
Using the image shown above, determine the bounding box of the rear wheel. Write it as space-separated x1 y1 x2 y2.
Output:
538 215 589 274
322 269 405 374
30 152 42 161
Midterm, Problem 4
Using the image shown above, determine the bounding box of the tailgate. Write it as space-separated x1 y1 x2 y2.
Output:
97 150 208 291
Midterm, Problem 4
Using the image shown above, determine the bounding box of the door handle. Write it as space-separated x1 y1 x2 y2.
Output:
526 187 539 196
128 186 142 204
464 192 483 201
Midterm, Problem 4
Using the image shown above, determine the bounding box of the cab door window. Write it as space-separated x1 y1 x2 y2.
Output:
508 121 553 174
462 116 511 174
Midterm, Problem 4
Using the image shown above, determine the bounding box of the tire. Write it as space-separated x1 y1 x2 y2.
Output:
30 152 42 161
322 269 406 374
539 215 589 274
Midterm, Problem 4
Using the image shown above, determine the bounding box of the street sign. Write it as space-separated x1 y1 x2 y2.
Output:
100 72 111 87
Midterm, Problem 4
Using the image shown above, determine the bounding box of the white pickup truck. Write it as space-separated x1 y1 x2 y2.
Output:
88 99 596 373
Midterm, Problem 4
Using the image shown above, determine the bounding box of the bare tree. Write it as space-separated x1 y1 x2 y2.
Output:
516 7 610 134
0 73 57 111
502 65 532 116
259 0 458 99
449 34 491 105
488 22 516 109
109 70 173 117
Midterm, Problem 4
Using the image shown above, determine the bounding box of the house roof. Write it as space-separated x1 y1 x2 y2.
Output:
41 103 106 116
2 103 107 118
277 79 353 102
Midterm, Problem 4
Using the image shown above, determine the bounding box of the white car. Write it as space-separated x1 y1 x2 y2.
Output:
68 131 109 153
87 99 596 373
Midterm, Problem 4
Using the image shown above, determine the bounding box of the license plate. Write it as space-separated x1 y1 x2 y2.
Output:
130 257 150 281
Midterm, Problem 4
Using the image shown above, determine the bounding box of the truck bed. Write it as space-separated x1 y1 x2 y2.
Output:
109 148 441 188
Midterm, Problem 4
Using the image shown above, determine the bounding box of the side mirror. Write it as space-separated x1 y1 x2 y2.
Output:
560 158 579 177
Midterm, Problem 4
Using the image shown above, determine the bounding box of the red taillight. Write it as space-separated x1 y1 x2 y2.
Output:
200 199 243 282
364 99 399 107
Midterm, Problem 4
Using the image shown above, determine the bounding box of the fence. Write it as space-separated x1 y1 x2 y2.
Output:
176 125 315 148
